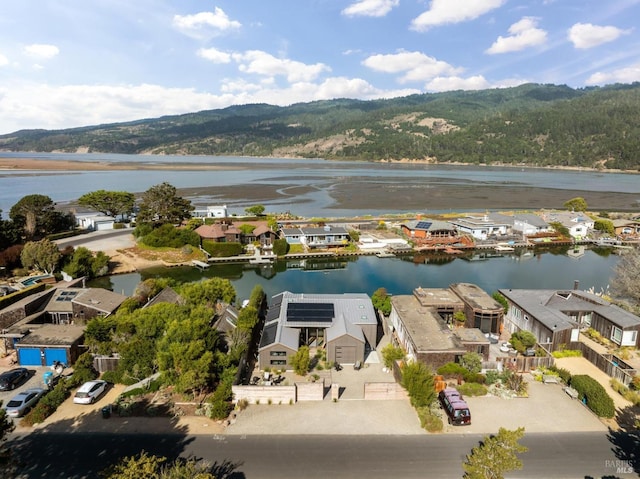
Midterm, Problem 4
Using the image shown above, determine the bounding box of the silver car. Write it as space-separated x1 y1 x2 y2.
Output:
3 388 46 418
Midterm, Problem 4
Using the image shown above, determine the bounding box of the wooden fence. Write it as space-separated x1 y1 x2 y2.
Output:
567 341 637 386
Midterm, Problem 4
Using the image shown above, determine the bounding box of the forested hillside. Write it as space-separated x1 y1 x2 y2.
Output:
1 82 639 170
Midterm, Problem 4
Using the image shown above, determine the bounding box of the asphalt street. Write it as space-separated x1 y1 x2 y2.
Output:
7 431 635 479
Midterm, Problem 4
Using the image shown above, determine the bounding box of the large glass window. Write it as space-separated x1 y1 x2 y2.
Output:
611 326 622 344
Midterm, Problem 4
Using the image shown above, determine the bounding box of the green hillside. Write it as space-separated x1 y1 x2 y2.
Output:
1 82 639 170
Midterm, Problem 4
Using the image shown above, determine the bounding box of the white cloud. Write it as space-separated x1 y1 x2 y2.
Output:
425 75 527 92
425 75 491 91
197 47 232 63
23 44 60 59
586 63 640 85
231 50 331 83
342 0 399 17
0 53 8 67
0 79 421 134
568 23 630 49
411 0 506 32
362 51 462 82
486 17 547 54
173 7 241 39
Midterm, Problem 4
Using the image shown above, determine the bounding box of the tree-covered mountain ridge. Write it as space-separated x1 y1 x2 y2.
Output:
2 82 640 171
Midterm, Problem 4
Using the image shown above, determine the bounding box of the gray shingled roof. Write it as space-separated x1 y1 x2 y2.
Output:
499 289 640 330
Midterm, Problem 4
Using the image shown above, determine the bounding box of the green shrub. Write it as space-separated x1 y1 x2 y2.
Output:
67 352 99 388
610 379 640 406
20 403 53 427
460 352 482 374
456 382 488 397
437 362 467 378
208 377 234 420
552 349 582 358
485 370 500 385
381 343 405 369
509 330 537 353
401 362 436 408
463 372 486 384
139 223 200 248
548 366 572 384
202 240 244 257
291 346 311 376
22 380 71 426
570 375 615 418
101 369 123 384
272 238 289 256
416 407 443 432
120 387 146 399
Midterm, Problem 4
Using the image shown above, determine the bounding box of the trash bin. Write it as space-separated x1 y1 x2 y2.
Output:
43 371 54 388
101 406 111 419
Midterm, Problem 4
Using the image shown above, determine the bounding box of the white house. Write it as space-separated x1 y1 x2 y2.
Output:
512 213 551 235
192 205 228 219
75 213 115 231
448 214 510 240
544 212 594 239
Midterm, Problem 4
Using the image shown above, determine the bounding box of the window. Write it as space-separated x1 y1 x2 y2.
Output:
611 326 622 344
270 360 286 365
270 351 286 357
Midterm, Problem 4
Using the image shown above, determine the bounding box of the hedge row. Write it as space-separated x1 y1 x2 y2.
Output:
570 374 615 418
202 240 243 257
0 283 46 310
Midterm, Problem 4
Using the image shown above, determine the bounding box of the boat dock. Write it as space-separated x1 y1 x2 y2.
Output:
192 260 210 270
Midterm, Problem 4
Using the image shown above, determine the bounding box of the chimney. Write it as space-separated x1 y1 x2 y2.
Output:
573 280 579 290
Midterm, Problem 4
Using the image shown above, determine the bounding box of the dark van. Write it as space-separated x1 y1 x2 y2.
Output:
439 387 471 426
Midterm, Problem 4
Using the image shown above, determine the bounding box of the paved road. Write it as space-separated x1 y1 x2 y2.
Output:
54 228 135 251
7 431 635 478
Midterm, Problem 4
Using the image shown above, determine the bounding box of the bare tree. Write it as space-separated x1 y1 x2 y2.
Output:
610 248 640 312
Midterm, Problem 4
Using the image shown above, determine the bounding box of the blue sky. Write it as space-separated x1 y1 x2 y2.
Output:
0 0 639 134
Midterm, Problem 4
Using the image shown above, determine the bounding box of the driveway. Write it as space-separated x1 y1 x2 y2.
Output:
1 356 610 437
227 364 607 436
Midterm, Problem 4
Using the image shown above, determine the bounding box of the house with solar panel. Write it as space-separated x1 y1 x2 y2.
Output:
0 286 127 367
401 219 457 241
258 292 378 369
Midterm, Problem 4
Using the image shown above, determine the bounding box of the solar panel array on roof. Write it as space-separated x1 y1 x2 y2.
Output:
56 291 79 302
259 323 278 348
266 305 281 322
271 293 283 309
416 221 433 230
286 302 334 322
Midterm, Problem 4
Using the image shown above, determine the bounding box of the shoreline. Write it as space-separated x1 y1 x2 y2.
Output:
0 155 638 175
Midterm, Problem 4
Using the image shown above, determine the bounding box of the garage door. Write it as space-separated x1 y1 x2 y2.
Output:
18 348 42 366
335 346 356 364
44 349 68 366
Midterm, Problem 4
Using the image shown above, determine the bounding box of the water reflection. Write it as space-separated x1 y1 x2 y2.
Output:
91 246 618 302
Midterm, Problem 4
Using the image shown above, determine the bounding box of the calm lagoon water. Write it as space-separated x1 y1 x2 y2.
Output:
91 247 618 302
2 153 625 299
2 152 639 217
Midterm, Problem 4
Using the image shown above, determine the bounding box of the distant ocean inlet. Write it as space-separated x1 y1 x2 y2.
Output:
1 152 639 217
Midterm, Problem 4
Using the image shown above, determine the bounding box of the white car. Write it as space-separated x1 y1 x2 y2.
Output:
3 388 46 418
73 380 107 404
